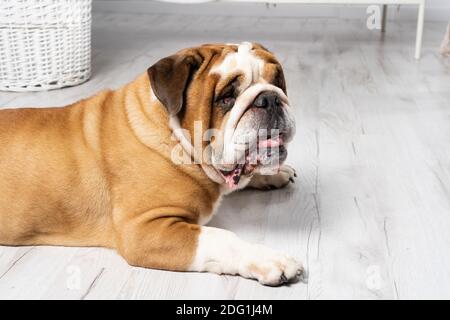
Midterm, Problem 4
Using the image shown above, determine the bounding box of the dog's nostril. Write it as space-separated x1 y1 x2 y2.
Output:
254 95 268 108
254 91 281 109
274 96 281 107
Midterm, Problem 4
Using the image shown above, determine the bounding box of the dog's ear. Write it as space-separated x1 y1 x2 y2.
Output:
252 42 270 52
148 51 203 116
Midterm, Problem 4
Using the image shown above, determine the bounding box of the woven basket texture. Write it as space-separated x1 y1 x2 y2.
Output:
0 0 92 91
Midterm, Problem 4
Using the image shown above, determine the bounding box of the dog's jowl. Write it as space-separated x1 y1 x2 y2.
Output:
0 42 303 286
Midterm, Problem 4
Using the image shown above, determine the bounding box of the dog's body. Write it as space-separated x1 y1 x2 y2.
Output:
0 43 303 285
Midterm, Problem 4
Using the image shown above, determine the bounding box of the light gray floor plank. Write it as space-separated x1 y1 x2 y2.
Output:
0 13 449 299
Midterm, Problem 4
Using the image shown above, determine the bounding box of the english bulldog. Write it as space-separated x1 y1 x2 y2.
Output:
0 42 303 286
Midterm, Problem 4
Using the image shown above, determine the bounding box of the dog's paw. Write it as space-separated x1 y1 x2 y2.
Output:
248 165 297 190
240 245 304 286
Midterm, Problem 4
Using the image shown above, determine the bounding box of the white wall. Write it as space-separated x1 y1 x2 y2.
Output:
94 0 450 21
428 0 450 7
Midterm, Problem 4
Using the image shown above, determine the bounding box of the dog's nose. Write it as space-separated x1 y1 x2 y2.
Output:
253 91 282 109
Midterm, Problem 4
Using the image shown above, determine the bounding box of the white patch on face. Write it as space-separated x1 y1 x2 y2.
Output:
211 42 265 89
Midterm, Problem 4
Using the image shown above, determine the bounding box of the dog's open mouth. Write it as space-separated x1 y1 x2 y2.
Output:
219 135 286 188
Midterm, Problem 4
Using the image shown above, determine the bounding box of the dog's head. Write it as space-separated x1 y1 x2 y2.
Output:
148 42 296 189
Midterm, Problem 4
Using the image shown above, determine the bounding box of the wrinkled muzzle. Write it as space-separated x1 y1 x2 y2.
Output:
211 83 296 187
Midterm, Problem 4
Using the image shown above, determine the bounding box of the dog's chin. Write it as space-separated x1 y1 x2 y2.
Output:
213 143 288 188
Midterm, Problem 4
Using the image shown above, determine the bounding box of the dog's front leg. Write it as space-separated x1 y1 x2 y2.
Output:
247 164 296 190
116 216 303 286
190 226 304 286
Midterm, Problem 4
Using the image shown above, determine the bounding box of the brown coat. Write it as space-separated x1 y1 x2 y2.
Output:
0 72 220 271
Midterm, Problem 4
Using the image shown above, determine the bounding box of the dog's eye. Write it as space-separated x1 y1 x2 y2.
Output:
219 96 236 107
216 90 236 111
216 76 240 111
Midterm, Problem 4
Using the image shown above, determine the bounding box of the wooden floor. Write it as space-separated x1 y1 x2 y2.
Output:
0 13 449 300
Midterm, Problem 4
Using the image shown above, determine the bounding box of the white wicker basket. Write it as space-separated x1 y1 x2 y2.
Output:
0 0 92 91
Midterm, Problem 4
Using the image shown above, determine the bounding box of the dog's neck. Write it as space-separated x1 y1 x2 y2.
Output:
122 72 225 186
167 115 224 185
